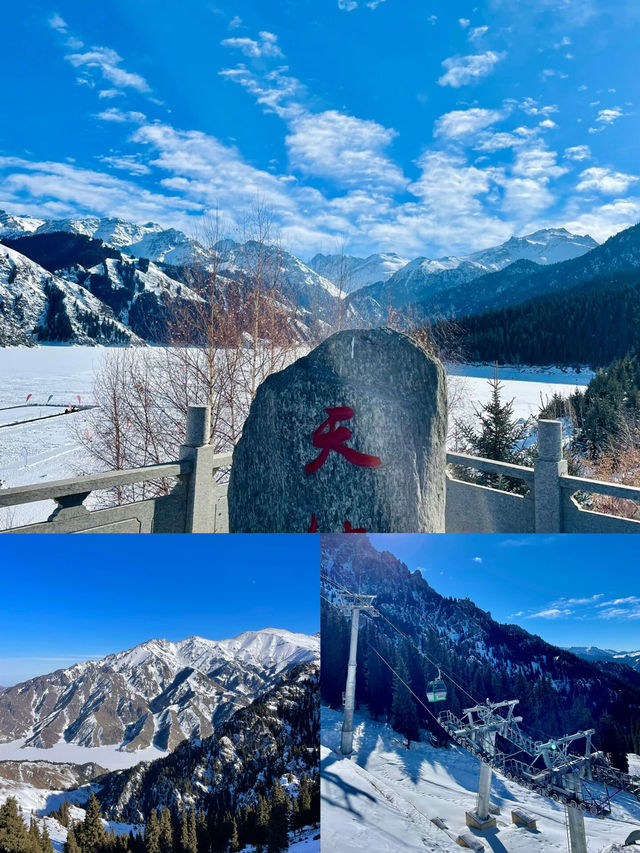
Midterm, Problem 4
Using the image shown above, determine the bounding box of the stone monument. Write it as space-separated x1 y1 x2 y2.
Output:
228 328 447 532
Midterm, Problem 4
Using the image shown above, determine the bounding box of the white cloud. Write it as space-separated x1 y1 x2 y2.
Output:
97 88 125 99
220 31 283 58
0 155 202 228
459 18 471 27
96 108 147 123
562 196 640 242
229 15 243 29
286 110 406 191
48 12 68 33
588 106 626 133
65 46 150 93
577 167 639 195
512 146 568 180
438 51 504 88
473 556 483 563
219 65 304 120
596 106 625 124
99 155 152 176
528 608 572 619
564 145 591 161
538 118 557 129
434 108 503 139
428 14 438 24
518 98 558 117
469 25 489 43
597 596 640 607
338 0 358 9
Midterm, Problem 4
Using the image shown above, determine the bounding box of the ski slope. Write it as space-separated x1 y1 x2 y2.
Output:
321 707 640 853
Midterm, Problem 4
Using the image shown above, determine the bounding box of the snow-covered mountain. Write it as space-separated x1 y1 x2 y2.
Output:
0 629 319 756
307 252 409 292
0 210 207 266
0 208 614 344
213 238 341 315
567 647 640 673
0 211 344 343
347 227 598 322
0 244 140 346
96 662 319 822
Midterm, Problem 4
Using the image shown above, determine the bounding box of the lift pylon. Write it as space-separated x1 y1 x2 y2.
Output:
337 591 378 756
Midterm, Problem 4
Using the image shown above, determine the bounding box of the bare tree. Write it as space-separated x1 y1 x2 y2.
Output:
77 203 301 502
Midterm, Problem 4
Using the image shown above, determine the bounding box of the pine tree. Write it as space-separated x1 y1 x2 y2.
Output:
254 794 270 853
29 817 42 853
0 798 32 853
266 780 289 853
145 810 161 853
294 773 311 829
454 369 533 492
81 793 106 853
228 817 239 853
64 825 81 853
187 809 197 853
195 810 209 853
158 808 173 853
40 823 54 853
391 654 420 748
179 809 190 853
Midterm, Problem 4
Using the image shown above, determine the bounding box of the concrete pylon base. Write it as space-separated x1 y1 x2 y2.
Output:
465 811 497 830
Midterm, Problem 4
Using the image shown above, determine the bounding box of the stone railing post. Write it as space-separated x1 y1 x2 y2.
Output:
533 419 567 532
179 405 215 533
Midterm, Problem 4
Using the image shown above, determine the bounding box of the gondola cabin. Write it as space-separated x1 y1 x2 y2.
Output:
426 679 447 702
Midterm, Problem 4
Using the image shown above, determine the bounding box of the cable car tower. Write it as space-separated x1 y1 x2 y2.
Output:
437 698 638 852
336 590 378 756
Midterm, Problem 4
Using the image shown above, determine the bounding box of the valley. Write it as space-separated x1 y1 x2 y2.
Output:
0 630 320 852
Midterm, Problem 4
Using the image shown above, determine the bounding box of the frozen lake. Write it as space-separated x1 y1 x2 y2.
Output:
0 347 593 528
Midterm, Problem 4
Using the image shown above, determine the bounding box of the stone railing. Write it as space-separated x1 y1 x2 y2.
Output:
2 414 639 534
446 419 640 533
0 406 231 534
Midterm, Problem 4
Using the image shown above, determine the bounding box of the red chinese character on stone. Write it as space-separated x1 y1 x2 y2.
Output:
308 514 366 533
305 406 382 475
343 521 367 533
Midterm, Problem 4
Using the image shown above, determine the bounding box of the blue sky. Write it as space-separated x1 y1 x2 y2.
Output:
0 534 319 686
1 0 639 258
369 534 640 650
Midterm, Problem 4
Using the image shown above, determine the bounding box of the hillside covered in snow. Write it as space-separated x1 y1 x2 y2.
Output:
0 629 319 761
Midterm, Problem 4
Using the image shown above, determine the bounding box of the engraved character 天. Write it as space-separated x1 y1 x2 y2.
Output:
305 406 382 475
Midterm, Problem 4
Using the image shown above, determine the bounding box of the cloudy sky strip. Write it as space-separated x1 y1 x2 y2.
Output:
1 0 638 258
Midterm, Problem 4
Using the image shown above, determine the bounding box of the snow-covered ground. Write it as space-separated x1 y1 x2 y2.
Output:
0 775 134 853
447 362 593 425
0 347 593 528
321 707 640 853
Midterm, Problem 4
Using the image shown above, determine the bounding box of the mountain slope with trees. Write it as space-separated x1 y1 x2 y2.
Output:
94 662 319 831
320 535 640 770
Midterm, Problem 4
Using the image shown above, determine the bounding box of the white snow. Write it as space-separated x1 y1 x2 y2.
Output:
321 706 640 853
448 363 592 427
0 739 168 771
0 776 141 852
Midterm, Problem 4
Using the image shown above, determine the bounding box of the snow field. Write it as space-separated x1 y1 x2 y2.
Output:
321 707 640 853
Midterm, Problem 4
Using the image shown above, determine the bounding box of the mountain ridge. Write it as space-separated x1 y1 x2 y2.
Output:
0 629 319 758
